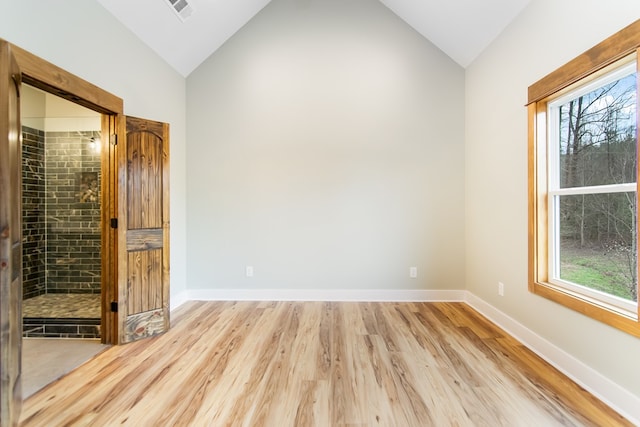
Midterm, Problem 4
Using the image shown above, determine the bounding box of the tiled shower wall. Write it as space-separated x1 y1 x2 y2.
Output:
45 131 101 294
21 127 102 299
22 126 46 299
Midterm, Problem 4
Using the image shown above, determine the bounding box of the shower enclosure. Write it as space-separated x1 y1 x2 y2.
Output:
21 85 102 339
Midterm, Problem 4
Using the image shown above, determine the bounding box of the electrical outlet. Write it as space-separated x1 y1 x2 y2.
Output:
498 282 505 296
246 266 254 277
410 267 418 278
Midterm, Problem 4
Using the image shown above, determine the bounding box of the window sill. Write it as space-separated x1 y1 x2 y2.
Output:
531 280 640 337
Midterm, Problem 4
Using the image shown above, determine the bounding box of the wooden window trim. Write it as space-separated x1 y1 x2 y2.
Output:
528 20 640 337
528 20 640 105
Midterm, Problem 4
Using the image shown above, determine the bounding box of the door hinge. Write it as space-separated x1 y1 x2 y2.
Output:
110 134 117 146
110 301 118 313
110 218 118 229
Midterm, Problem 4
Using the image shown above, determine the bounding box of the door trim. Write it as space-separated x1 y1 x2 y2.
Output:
1 39 23 427
4 38 124 345
9 44 122 114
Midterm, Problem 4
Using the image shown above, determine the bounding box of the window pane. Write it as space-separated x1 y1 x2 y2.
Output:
558 73 637 188
558 192 637 301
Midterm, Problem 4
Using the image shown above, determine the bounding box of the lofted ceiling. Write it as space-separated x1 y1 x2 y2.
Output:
97 0 530 77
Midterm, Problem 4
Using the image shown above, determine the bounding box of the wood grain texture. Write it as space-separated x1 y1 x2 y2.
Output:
7 41 123 115
125 229 163 251
528 19 640 104
528 48 640 336
123 308 165 341
19 301 632 426
118 116 169 344
1 40 23 427
101 115 118 345
5 39 124 346
126 250 162 313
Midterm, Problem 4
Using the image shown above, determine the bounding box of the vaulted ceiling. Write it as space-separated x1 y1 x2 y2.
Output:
97 0 530 77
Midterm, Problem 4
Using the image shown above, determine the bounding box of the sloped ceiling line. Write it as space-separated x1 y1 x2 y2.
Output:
97 0 530 77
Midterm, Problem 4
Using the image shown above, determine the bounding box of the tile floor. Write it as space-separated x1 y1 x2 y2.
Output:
23 293 102 338
23 294 101 318
22 338 109 398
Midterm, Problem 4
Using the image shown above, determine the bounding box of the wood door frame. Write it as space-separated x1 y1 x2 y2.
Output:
6 40 123 345
1 39 23 427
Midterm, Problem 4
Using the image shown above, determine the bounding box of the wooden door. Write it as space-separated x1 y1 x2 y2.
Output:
117 116 170 344
0 40 22 426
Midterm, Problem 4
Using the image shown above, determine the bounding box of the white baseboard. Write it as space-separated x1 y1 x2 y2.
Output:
170 290 189 311
169 287 639 425
180 288 465 303
464 291 640 426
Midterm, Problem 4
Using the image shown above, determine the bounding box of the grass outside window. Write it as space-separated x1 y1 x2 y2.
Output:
528 19 640 337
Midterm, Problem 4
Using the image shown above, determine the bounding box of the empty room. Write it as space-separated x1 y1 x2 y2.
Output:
1 0 640 425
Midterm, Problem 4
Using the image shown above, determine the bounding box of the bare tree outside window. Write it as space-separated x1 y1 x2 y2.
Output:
555 73 637 301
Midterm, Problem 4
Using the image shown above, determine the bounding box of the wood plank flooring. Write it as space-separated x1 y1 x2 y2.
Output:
20 301 631 426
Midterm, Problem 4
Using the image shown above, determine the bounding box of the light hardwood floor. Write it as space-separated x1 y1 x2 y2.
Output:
20 301 631 426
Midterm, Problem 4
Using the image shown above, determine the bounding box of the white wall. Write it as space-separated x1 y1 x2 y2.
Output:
43 91 101 132
4 0 639 417
466 0 640 400
21 85 45 130
22 86 101 131
186 0 465 293
0 0 188 300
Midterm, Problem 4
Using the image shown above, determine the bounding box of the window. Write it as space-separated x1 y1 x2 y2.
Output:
528 20 640 337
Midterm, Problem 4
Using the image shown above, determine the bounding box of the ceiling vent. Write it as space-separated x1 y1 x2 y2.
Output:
165 0 193 22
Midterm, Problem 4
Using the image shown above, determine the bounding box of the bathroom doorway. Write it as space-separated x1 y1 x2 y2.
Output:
20 84 108 396
21 84 103 340
2 40 170 424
